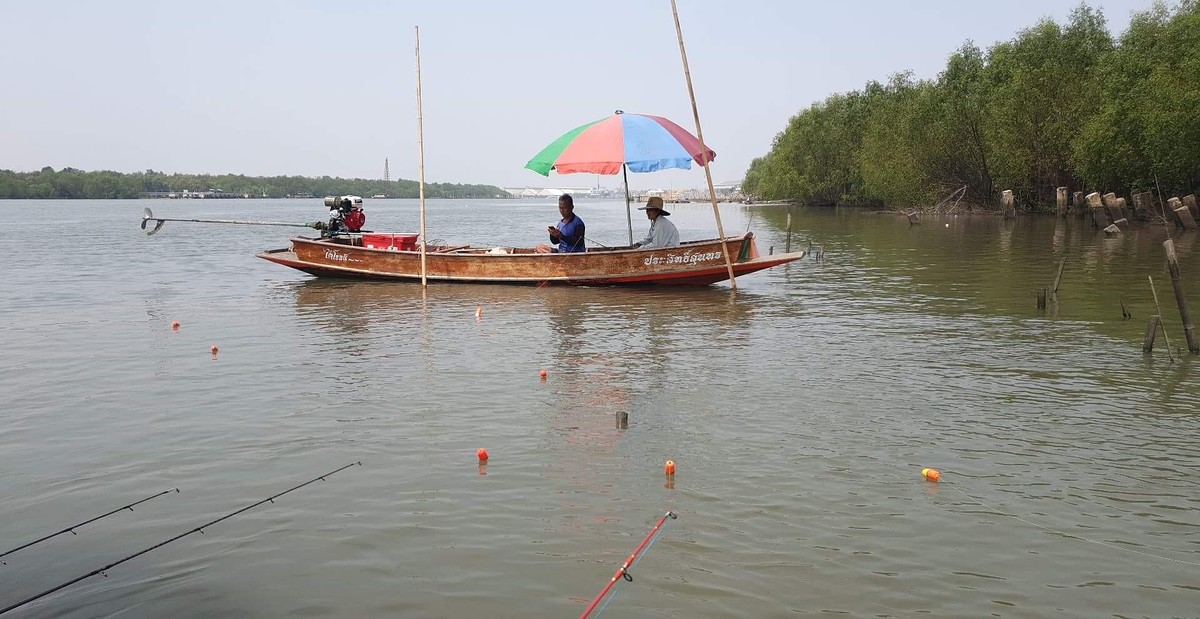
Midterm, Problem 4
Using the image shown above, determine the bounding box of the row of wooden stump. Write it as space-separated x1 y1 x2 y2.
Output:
1001 187 1200 236
1013 186 1200 357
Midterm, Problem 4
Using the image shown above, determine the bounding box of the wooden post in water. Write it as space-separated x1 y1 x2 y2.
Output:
1086 192 1108 228
1117 197 1132 222
670 0 736 290
1002 190 1016 219
1056 187 1068 217
1036 287 1047 310
785 207 793 253
1143 315 1160 353
616 411 628 429
1072 191 1086 217
1163 239 1199 353
1103 192 1127 228
1149 276 1176 363
1169 197 1198 231
1184 194 1200 220
1132 192 1152 221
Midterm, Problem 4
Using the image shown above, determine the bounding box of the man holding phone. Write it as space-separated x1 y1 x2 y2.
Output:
537 193 586 253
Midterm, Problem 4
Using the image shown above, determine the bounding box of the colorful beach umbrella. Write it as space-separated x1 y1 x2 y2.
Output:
525 111 716 176
525 110 717 244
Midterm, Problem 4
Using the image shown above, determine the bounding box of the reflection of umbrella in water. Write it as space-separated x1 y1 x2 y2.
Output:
525 110 716 246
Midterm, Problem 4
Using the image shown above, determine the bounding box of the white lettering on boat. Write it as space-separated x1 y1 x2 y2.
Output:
323 248 354 262
642 250 724 267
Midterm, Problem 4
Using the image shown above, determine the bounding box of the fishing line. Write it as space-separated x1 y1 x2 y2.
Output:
0 462 362 616
941 478 1200 568
1 488 180 564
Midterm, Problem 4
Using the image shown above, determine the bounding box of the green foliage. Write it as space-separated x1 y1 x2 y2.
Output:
747 2 1198 209
0 168 509 200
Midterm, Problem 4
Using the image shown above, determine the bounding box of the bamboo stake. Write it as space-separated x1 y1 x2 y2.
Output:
670 0 736 290
1149 275 1176 363
1163 239 1199 353
415 26 428 287
1051 257 1066 300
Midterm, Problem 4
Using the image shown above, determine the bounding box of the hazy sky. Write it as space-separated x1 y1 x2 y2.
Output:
1 0 1153 190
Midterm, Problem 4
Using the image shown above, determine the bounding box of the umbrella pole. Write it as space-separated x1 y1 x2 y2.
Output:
415 26 428 287
670 0 737 290
622 164 634 246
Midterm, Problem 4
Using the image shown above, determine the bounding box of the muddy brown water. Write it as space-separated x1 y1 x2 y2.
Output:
1 199 1197 617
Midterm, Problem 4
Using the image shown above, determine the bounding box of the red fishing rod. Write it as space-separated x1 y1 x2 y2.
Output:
579 510 677 619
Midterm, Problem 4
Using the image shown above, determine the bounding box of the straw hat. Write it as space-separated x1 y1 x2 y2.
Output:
638 196 670 216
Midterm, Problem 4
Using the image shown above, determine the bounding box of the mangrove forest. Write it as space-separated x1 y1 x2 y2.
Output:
0 168 508 200
742 1 1200 210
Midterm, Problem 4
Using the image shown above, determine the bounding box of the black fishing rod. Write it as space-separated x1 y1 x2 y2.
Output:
140 207 325 236
1 488 179 565
0 462 362 616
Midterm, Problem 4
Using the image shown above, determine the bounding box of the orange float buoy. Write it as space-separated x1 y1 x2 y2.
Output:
475 306 483 319
210 345 219 354
539 369 548 379
477 448 489 462
664 460 676 475
922 468 940 482
171 321 180 330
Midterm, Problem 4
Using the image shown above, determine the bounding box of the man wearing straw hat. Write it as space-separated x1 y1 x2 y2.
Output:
632 196 679 249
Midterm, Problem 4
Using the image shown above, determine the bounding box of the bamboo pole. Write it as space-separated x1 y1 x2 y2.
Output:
1051 257 1066 300
670 0 736 290
1163 239 1199 353
415 26 428 287
1149 276 1176 363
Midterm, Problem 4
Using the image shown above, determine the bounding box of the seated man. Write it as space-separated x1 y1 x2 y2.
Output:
536 194 586 253
631 196 679 249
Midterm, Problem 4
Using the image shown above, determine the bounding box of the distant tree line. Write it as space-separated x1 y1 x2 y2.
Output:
742 1 1199 210
0 167 509 200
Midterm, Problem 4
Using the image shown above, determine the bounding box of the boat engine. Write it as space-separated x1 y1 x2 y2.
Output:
323 195 366 234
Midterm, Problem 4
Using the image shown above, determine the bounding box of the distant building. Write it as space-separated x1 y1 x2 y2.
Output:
502 187 598 199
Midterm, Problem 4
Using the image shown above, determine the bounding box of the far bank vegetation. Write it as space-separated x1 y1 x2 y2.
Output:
742 2 1199 212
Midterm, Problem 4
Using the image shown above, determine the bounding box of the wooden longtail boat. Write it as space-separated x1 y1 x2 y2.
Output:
257 233 803 286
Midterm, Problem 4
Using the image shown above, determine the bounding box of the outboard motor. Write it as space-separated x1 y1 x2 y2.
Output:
323 195 366 235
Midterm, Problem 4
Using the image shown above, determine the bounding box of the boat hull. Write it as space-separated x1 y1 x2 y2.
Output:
256 234 803 286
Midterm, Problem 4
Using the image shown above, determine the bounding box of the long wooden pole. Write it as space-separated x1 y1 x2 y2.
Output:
1163 239 1199 353
415 26 428 287
1149 275 1176 363
670 0 736 290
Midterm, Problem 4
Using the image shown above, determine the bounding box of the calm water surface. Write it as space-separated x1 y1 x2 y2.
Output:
1 199 1198 617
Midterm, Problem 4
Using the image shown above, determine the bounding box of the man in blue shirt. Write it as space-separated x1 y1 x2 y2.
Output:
537 194 586 253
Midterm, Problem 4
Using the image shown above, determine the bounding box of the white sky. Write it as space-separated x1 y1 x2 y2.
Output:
0 0 1151 190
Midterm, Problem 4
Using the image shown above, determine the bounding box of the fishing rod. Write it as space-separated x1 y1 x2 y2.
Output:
1 488 179 565
579 510 677 619
140 207 325 236
0 462 362 616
